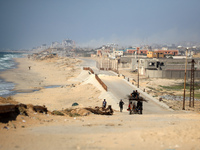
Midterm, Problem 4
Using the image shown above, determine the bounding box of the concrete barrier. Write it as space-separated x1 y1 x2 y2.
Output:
95 74 107 91
83 67 94 74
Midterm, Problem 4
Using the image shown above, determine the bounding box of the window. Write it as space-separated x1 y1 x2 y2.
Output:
160 62 164 66
149 62 155 66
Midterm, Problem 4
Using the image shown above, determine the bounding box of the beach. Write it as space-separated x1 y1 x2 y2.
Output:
0 56 200 150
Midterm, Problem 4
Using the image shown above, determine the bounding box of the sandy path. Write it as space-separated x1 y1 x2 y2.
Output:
1 113 200 150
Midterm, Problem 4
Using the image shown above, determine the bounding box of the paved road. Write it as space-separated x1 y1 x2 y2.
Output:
100 76 172 114
80 58 173 114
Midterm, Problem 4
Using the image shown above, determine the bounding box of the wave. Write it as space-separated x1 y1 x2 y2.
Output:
0 52 24 96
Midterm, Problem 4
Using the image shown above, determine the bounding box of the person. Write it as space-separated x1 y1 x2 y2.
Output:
131 90 139 99
132 102 136 113
135 90 139 99
128 102 133 114
119 99 124 112
131 90 135 97
136 100 143 114
102 99 107 108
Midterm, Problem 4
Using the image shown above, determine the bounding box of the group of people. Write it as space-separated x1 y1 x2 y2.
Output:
102 89 143 114
131 90 139 99
119 99 143 114
128 100 143 114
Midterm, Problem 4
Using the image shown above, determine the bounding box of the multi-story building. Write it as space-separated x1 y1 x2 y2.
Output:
154 49 179 56
126 47 149 55
147 51 165 58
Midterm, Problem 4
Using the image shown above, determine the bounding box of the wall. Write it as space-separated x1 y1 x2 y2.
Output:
146 70 200 79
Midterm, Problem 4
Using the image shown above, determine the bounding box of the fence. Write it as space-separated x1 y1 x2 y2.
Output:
95 74 107 91
83 67 94 74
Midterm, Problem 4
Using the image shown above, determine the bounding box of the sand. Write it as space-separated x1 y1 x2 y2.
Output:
0 57 104 110
0 56 200 150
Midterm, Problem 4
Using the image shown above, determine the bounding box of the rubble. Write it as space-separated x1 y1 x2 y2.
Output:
0 96 114 126
51 110 64 116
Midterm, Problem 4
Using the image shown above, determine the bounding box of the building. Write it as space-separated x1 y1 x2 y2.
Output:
126 47 148 55
147 51 165 58
154 49 179 56
140 58 200 79
113 49 124 57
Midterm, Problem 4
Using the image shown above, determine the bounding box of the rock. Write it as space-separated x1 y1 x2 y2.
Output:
33 105 48 114
3 126 9 130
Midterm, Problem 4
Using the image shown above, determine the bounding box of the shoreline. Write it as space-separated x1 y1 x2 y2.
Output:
0 53 24 97
0 57 105 111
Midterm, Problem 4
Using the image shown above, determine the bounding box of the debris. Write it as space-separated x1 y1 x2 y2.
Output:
51 110 64 116
11 122 16 129
33 105 48 114
17 104 28 116
85 105 114 115
3 126 9 130
72 102 79 106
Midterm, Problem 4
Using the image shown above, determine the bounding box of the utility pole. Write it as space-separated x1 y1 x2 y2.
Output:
189 59 195 107
137 47 140 88
183 48 188 110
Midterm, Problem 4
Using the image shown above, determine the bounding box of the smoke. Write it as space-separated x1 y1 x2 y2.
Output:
77 27 200 48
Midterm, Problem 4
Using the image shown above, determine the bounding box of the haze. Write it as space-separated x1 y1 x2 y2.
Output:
0 0 200 49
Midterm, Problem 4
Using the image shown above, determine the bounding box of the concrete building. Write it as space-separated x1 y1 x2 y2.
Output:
126 48 148 55
139 58 200 79
154 49 179 56
115 56 200 79
114 49 124 57
147 51 165 58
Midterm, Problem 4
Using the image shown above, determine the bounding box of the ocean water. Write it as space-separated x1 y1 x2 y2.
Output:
0 51 24 97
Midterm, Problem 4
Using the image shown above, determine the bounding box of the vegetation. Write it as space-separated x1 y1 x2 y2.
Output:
51 110 64 116
159 82 200 91
147 86 157 91
68 113 80 117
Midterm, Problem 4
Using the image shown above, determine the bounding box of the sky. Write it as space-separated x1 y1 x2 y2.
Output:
0 0 200 50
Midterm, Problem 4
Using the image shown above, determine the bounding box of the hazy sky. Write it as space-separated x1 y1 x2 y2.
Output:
0 0 200 49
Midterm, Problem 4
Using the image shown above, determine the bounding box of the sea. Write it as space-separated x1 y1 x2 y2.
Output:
0 51 24 97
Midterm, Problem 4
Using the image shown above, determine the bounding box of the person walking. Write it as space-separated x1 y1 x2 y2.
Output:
136 100 143 114
119 99 124 112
